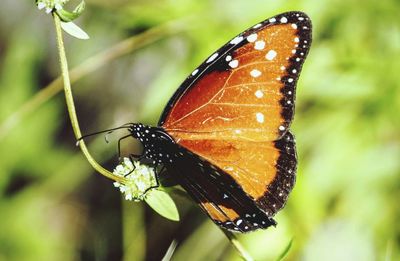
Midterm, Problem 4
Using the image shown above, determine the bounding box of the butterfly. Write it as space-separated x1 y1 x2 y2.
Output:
116 11 311 232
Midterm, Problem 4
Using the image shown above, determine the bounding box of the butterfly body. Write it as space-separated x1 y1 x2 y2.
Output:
126 11 311 232
128 123 176 165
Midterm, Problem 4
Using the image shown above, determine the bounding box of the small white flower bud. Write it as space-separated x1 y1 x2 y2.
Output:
112 158 157 201
37 2 46 10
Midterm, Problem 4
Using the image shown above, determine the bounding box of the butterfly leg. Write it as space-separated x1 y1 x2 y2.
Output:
117 151 145 178
121 152 148 177
120 154 137 177
117 133 143 160
142 164 163 194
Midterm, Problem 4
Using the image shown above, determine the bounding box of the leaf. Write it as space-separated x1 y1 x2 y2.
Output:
57 9 81 22
145 189 180 221
276 238 293 261
60 21 89 40
56 1 86 22
73 1 86 14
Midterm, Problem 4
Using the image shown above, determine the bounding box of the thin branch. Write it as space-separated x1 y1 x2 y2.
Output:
52 13 124 182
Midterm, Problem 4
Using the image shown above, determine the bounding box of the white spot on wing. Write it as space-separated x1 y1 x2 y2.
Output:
255 90 263 98
228 59 239 68
206 52 219 63
253 23 262 28
291 23 298 29
265 50 277 60
280 17 288 23
256 112 264 123
247 33 258 42
269 18 276 23
250 69 262 77
225 55 232 62
191 69 199 76
254 40 265 50
230 36 244 45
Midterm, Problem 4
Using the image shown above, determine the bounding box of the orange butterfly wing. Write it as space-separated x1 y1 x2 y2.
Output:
159 12 311 231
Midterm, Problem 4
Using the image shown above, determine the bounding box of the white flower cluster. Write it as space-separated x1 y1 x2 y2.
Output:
37 0 68 13
113 158 157 201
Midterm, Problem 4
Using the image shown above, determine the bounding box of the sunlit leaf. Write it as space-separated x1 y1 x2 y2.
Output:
56 1 86 22
145 189 180 221
60 21 89 40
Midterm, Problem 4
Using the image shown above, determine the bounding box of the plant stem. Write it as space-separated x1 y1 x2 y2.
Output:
221 229 254 261
52 14 125 183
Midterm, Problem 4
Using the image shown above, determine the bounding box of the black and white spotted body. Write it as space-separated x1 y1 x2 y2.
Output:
127 123 176 165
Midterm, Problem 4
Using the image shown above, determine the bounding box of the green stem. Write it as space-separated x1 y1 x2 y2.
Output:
52 14 125 183
221 229 254 261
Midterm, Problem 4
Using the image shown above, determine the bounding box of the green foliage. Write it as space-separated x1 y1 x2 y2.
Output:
145 189 180 222
276 238 293 261
56 1 86 22
60 21 89 39
0 0 399 260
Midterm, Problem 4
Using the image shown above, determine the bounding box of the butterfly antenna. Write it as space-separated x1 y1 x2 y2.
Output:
104 130 114 143
76 124 134 146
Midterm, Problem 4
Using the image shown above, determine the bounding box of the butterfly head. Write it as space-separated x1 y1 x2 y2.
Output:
127 123 176 165
127 123 149 142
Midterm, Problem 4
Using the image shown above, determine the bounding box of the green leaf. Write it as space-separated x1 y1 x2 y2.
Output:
56 9 81 22
60 21 89 40
56 1 86 22
145 189 180 221
73 1 86 14
276 238 293 261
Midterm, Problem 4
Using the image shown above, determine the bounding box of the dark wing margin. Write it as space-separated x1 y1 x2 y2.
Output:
278 12 312 134
256 131 297 216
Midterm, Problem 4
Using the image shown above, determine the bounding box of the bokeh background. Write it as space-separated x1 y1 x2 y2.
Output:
0 0 399 260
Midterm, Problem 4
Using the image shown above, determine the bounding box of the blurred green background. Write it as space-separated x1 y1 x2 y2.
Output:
0 0 399 260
